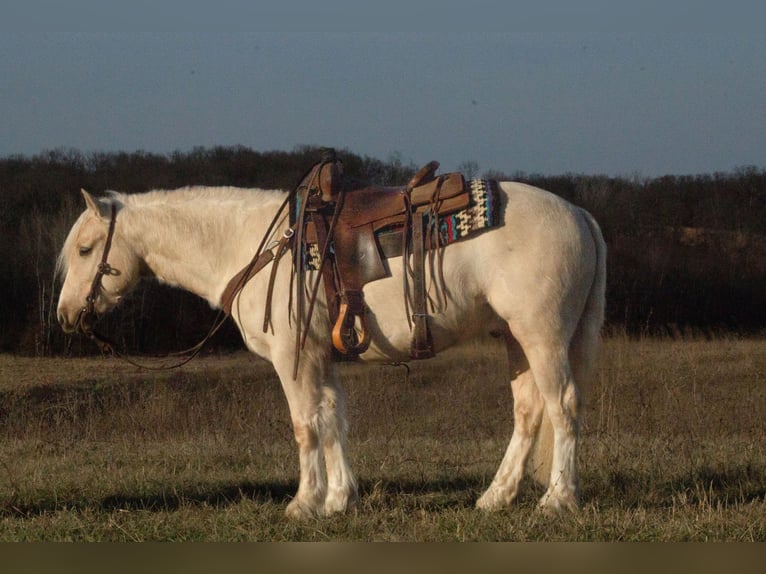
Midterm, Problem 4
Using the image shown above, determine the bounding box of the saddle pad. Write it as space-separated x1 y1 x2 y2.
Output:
303 179 501 270
434 178 500 245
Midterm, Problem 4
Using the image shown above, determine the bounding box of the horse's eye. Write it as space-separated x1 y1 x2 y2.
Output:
78 246 93 257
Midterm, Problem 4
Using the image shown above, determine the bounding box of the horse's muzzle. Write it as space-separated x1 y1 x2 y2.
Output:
57 305 94 335
57 308 76 333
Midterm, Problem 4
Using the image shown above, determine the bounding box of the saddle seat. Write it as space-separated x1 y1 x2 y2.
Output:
340 171 468 230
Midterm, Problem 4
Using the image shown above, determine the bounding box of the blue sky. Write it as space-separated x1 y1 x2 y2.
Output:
1 31 764 177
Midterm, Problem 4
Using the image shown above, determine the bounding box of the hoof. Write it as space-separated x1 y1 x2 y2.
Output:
285 498 322 520
324 490 359 516
538 491 579 514
476 488 516 511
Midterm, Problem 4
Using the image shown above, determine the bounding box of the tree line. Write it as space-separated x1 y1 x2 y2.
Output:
1 146 764 355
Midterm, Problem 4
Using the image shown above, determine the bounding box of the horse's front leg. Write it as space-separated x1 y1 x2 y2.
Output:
320 364 359 514
273 352 358 519
287 413 326 519
272 354 327 519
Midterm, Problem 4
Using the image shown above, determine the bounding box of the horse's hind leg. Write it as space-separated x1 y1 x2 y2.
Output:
523 339 581 512
476 333 545 510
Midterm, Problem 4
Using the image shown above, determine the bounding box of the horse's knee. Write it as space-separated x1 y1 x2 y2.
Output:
293 419 320 449
511 372 544 433
319 385 348 440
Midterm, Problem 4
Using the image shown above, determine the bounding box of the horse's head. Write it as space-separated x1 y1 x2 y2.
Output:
57 190 142 334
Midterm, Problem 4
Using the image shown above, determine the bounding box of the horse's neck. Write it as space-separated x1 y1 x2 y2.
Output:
122 192 281 306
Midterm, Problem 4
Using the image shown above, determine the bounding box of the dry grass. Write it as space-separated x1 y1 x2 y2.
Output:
0 335 764 541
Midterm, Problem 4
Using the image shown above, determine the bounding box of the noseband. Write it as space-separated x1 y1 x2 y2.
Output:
75 203 119 338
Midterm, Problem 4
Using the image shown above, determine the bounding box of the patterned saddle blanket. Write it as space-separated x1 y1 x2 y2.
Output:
305 178 501 270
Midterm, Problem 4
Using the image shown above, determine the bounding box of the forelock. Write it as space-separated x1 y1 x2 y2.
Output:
55 210 88 280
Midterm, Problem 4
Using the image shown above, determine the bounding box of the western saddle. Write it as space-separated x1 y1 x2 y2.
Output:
222 149 473 376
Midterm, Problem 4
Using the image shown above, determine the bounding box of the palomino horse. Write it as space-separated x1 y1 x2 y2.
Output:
57 181 606 519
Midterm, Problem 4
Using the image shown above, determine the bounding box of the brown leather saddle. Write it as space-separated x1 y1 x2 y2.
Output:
221 149 473 376
294 149 470 360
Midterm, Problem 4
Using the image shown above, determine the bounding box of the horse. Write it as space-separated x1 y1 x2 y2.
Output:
56 180 606 519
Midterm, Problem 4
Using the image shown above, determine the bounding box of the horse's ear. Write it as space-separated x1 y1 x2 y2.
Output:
81 189 110 219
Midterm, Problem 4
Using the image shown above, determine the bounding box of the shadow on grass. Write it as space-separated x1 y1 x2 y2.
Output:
5 465 763 518
1 480 298 517
2 476 493 517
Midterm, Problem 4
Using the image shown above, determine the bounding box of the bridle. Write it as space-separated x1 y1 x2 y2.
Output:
74 203 119 342
69 196 294 370
70 201 231 368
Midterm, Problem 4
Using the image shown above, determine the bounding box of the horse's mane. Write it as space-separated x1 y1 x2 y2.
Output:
114 186 284 207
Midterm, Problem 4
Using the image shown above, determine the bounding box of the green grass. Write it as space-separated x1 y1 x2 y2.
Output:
0 336 764 540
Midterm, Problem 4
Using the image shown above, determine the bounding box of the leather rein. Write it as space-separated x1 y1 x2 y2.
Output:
73 202 189 367
72 200 291 370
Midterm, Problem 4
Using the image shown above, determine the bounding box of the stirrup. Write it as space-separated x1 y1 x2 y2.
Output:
331 302 371 355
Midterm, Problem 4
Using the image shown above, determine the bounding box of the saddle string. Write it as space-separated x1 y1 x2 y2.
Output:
290 167 314 378
286 161 328 332
425 190 450 314
261 226 294 334
289 158 347 378
401 193 415 330
431 178 452 312
301 182 345 350
401 186 450 327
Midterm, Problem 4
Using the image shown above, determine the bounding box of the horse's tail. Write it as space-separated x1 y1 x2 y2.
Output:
528 207 607 486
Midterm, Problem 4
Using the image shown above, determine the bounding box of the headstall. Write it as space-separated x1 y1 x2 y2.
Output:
75 203 119 340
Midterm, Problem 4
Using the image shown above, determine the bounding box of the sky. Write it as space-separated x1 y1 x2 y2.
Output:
1 30 765 178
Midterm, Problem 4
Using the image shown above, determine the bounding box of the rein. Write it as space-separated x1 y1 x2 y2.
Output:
73 191 297 371
71 202 207 369
71 200 262 369
71 157 355 374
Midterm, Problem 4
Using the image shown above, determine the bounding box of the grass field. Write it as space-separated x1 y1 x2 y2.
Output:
0 335 764 541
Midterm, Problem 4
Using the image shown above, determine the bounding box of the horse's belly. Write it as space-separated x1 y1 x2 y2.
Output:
359 274 498 362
